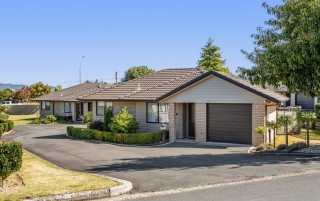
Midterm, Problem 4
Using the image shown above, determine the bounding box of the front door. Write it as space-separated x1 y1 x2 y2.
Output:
188 103 195 138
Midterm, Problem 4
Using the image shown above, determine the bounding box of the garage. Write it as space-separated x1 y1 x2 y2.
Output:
296 94 314 110
207 103 252 144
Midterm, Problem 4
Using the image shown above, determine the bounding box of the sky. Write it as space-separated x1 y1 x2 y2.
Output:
0 0 282 88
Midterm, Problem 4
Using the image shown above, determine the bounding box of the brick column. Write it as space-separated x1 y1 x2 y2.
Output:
195 103 207 143
168 103 176 142
290 93 296 106
252 104 265 145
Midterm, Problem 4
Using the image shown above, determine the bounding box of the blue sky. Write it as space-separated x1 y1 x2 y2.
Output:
0 0 282 87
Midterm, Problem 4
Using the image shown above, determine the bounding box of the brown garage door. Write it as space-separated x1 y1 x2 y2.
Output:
207 103 252 144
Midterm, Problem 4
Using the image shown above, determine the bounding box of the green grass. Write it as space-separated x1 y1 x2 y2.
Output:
9 114 38 126
0 151 120 201
294 128 320 140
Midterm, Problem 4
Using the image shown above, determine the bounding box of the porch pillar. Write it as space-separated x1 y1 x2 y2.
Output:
168 103 176 142
71 102 76 121
290 93 296 106
195 103 207 143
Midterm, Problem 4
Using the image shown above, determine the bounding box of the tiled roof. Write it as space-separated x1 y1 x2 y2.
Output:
32 83 111 102
79 68 289 103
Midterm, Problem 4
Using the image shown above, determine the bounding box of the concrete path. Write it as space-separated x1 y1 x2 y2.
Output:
4 124 320 193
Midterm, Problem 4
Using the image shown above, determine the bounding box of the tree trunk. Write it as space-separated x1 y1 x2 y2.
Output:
273 127 276 148
306 121 310 147
285 123 288 147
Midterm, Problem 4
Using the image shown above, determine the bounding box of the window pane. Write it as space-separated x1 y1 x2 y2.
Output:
64 102 71 113
147 103 158 122
159 103 169 123
97 101 105 107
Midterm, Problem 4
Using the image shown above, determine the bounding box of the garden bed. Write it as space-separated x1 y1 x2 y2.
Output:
67 126 168 145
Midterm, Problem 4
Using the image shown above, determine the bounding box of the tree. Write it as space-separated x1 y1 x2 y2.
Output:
239 0 320 97
54 85 62 92
0 89 13 102
109 107 139 133
267 120 281 148
104 106 113 132
277 115 292 147
29 82 52 98
122 66 155 82
296 111 317 147
198 38 230 73
12 86 31 103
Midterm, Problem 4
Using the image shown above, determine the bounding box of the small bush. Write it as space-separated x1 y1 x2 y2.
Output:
46 115 57 123
88 120 104 131
81 112 93 124
255 143 273 152
276 144 287 151
67 126 74 135
110 107 139 133
0 142 23 187
0 114 9 121
0 120 14 133
0 105 8 114
287 142 307 153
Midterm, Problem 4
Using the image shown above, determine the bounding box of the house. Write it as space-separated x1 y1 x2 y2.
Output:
78 68 289 145
32 83 110 121
269 85 317 110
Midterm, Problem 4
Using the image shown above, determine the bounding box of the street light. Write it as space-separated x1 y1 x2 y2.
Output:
79 56 85 83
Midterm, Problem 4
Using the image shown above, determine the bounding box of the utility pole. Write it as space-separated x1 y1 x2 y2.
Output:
79 56 85 83
115 71 118 84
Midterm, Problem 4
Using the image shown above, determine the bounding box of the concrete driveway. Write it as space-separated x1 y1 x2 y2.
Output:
4 124 320 193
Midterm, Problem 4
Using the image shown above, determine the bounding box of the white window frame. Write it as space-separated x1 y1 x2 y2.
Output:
41 101 50 110
147 102 169 123
96 101 113 116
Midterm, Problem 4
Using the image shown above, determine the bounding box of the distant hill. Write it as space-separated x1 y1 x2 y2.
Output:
0 83 26 91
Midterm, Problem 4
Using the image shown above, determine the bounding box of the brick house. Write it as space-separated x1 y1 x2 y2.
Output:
77 68 288 146
33 83 110 121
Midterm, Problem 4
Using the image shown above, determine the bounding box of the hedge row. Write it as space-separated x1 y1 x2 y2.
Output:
0 142 23 184
67 126 164 144
0 120 14 137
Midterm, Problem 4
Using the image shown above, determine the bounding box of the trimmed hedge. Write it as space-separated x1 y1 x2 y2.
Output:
0 142 23 185
0 120 14 137
67 126 163 145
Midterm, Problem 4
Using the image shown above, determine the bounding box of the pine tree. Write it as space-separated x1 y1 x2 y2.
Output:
198 38 229 73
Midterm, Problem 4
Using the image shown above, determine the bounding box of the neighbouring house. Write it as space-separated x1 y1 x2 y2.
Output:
269 85 318 110
32 83 110 121
78 68 289 145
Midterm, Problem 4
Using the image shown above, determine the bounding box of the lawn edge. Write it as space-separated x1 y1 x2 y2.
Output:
22 151 133 201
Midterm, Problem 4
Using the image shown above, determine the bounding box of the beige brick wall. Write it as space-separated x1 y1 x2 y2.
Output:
195 103 206 143
252 104 265 145
169 103 176 142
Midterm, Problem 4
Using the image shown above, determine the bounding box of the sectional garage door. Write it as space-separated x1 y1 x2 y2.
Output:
207 103 252 144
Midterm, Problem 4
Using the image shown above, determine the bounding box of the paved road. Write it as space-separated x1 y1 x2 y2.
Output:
4 124 320 193
124 171 320 201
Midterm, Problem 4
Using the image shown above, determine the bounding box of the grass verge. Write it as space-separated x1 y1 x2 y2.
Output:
8 114 38 126
0 151 120 201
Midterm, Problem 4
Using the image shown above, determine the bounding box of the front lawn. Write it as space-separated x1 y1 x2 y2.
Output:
0 151 120 201
9 114 38 126
294 128 320 140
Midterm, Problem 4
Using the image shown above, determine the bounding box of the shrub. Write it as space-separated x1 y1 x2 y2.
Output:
0 105 8 114
46 115 57 123
315 103 320 119
66 126 162 144
0 120 14 132
81 112 93 124
32 118 41 124
88 120 104 131
104 107 113 132
255 143 273 152
0 114 9 121
276 144 287 151
110 107 139 133
0 142 23 187
287 142 307 153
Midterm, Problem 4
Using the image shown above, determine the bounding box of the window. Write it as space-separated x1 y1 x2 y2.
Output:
147 103 169 123
96 101 113 116
41 101 50 110
88 102 93 111
64 102 71 113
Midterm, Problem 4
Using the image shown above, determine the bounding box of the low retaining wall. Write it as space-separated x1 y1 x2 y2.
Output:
7 105 40 115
